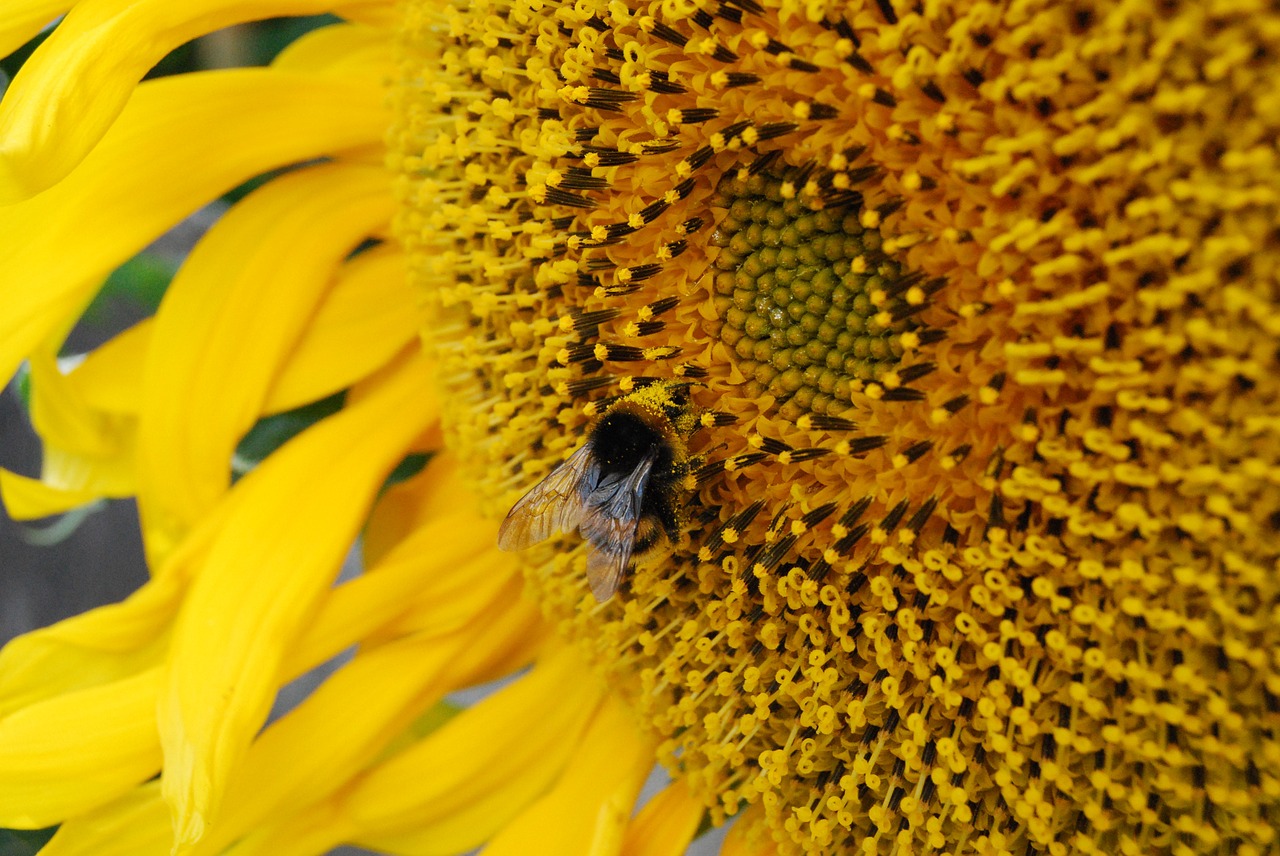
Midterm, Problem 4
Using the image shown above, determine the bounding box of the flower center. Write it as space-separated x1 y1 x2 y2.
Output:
391 0 1280 851
711 171 912 420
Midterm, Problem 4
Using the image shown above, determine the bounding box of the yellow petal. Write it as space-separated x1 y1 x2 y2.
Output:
40 782 172 856
67 319 152 415
0 573 181 718
29 348 121 460
270 18 393 76
718 807 777 856
367 554 551 689
0 468 102 519
207 638 474 856
287 508 506 673
328 1 398 29
0 0 389 201
363 453 477 566
24 316 152 509
347 645 606 856
135 161 395 542
29 347 137 500
362 547 513 646
0 668 161 828
158 351 438 848
199 577 539 856
620 779 706 856
0 3 66 60
0 66 389 392
479 694 659 856
264 245 418 414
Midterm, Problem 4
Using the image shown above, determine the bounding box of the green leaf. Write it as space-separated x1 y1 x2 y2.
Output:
233 392 346 478
11 362 31 411
0 827 57 856
79 253 176 328
384 452 431 488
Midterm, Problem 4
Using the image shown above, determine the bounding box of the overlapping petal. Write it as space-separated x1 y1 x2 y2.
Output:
135 161 396 547
0 3 66 65
0 468 102 519
40 782 174 856
0 668 161 827
264 246 418 415
5 320 152 515
718 808 776 856
196 575 547 856
287 508 495 672
0 571 181 715
479 694 659 856
0 65 390 393
0 0 395 202
158 351 438 848
619 779 705 856
64 319 151 415
270 17 393 75
349 644 607 856
363 453 474 565
203 516 529 847
12 236 418 518
28 347 138 500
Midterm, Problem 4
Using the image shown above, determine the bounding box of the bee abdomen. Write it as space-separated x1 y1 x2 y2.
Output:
633 516 665 554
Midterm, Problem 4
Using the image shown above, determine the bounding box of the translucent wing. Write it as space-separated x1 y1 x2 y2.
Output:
580 446 657 601
497 442 599 551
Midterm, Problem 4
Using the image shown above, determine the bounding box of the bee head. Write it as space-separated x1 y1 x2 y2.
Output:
591 410 666 475
593 379 699 476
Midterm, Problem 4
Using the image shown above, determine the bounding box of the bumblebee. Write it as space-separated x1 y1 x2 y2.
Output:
497 381 699 601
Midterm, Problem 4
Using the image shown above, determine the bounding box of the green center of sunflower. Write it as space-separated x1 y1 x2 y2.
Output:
710 173 912 420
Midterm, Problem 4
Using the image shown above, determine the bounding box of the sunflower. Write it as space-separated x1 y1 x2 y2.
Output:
2 0 1278 854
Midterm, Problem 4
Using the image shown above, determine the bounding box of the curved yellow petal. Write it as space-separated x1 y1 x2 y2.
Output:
40 782 171 856
363 545 522 647
363 452 478 566
207 639 473 856
620 779 705 856
328 0 398 29
264 246 418 414
479 694 659 856
158 351 437 849
718 807 777 856
0 468 102 519
0 573 181 718
0 0 389 202
0 66 389 392
29 349 120 460
288 509 505 672
347 645 605 856
0 668 161 828
18 321 152 510
270 19 393 75
198 577 539 856
135 162 395 543
0 2 66 61
368 554 550 689
68 319 152 415
28 347 138 500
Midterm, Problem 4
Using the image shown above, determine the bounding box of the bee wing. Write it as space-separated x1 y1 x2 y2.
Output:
581 446 658 601
497 442 599 551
